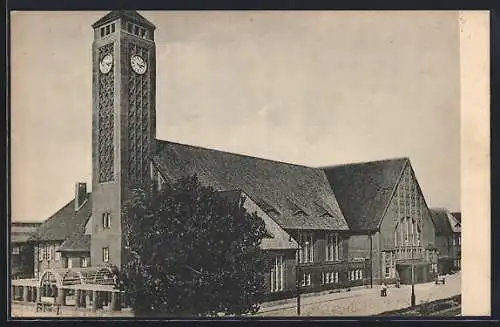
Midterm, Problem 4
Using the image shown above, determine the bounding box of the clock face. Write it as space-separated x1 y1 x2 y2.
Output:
130 55 147 75
99 54 113 74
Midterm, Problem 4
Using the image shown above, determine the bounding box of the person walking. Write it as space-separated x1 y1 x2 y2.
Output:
380 282 387 297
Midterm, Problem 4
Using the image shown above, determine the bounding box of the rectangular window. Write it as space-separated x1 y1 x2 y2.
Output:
270 256 284 292
55 247 61 261
301 273 311 286
38 247 43 261
458 235 461 246
111 23 115 33
134 25 140 36
103 247 110 262
81 257 89 268
12 246 20 255
67 257 73 269
322 271 337 284
100 27 105 37
383 252 395 278
102 212 111 229
298 232 314 263
326 232 339 262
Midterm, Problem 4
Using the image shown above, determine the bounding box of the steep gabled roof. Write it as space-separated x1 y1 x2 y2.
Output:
321 158 408 231
219 190 299 250
153 139 349 231
31 194 92 242
92 10 155 29
429 208 454 235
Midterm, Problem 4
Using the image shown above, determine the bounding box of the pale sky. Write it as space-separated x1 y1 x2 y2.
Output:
11 11 461 222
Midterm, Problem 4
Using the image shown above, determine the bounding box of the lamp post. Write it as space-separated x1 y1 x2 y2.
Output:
410 220 416 307
296 247 301 316
296 258 301 316
369 232 373 288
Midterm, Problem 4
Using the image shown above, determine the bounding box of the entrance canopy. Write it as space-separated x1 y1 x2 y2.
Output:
39 267 117 289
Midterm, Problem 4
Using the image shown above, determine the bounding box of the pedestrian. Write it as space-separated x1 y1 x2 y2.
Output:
380 282 387 297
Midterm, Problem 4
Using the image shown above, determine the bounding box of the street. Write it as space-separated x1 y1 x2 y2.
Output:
255 272 461 316
11 272 460 318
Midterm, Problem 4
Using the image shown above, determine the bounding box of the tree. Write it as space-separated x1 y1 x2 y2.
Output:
120 174 268 317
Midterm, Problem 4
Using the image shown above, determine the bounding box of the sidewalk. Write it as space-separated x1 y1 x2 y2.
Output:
255 272 461 316
11 272 461 318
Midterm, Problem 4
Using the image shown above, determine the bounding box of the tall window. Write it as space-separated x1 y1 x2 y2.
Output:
326 232 340 262
67 257 73 269
382 252 396 278
12 246 20 255
270 256 284 292
38 246 44 261
103 247 110 262
458 235 461 246
102 212 111 229
301 273 311 286
55 247 61 261
395 217 420 247
81 257 89 268
298 232 314 263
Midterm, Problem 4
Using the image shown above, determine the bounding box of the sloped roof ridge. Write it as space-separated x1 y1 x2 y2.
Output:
155 138 318 170
319 157 409 170
376 159 409 230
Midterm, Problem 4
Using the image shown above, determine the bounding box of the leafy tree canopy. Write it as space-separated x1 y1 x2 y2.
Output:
120 174 268 317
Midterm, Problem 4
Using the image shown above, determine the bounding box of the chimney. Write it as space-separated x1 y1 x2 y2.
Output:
75 182 88 211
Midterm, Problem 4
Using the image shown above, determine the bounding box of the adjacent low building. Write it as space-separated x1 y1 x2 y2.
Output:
29 183 92 278
11 221 41 279
430 208 461 274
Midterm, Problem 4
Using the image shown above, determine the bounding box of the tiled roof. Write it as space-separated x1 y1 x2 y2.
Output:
153 140 349 231
219 190 299 250
429 208 454 235
59 233 91 252
11 222 41 243
92 10 155 29
31 194 92 242
447 210 461 233
321 158 409 231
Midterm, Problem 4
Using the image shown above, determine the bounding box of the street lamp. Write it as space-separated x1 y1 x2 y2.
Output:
410 219 416 307
295 247 301 316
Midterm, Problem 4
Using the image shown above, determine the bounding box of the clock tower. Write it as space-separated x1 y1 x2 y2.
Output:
91 11 156 268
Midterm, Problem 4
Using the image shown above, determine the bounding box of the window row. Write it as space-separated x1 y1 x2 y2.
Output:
298 232 343 264
349 269 364 281
394 217 421 247
65 257 90 269
126 22 149 39
322 271 339 284
38 245 61 262
100 23 116 37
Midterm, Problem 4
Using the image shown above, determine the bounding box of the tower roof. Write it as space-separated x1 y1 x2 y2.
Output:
92 10 155 30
